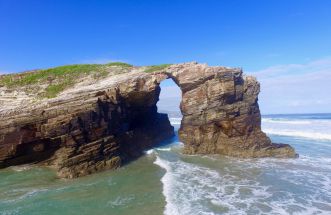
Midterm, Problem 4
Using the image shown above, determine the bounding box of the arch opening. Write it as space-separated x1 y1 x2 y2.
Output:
157 78 182 135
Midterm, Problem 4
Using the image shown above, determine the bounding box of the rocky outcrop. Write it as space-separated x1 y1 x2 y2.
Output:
0 71 174 178
0 62 296 178
160 63 296 158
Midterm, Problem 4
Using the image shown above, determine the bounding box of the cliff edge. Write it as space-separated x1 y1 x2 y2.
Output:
0 62 296 178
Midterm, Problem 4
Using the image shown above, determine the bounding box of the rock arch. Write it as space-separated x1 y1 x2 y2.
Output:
0 62 296 178
156 62 296 158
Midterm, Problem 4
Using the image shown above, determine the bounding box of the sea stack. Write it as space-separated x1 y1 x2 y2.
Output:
0 62 296 178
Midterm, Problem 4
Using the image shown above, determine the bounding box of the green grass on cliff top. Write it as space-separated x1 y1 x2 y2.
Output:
0 62 133 87
0 62 172 98
0 62 133 98
143 64 172 73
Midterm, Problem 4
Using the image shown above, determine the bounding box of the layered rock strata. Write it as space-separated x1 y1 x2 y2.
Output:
160 63 296 158
0 62 296 178
0 72 174 178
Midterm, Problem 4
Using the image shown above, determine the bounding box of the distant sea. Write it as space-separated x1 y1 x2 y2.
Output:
1 113 331 215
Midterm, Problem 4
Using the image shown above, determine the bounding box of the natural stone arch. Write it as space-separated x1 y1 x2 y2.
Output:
0 62 296 178
155 62 296 158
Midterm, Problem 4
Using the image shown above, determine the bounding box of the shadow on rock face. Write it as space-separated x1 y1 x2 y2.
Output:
0 62 296 178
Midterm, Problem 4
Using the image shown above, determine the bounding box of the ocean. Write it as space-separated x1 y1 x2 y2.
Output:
1 113 331 215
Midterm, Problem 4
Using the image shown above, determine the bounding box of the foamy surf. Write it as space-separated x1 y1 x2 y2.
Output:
145 147 173 156
145 149 155 155
262 116 331 141
107 195 135 208
10 165 33 172
169 117 181 125
1 188 49 204
154 154 278 215
1 113 331 214
263 128 331 141
154 155 275 215
155 147 172 151
262 118 312 125
154 141 331 215
172 116 331 141
152 114 331 214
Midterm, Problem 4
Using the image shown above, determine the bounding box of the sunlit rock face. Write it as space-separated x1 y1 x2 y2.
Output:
0 71 174 178
0 62 296 178
160 63 296 158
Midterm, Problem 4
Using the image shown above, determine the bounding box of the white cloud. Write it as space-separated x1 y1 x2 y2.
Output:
252 56 331 78
248 56 331 114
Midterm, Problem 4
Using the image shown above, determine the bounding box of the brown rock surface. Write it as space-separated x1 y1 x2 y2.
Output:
0 62 296 178
160 62 296 158
0 70 174 178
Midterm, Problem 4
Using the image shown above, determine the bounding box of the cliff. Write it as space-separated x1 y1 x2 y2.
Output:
0 62 296 178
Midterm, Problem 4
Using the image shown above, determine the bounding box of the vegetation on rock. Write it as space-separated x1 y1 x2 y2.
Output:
144 64 172 73
0 62 171 98
106 62 132 67
0 62 132 98
0 62 296 178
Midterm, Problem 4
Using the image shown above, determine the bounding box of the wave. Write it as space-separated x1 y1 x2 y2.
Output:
107 195 135 208
155 153 331 215
154 155 276 215
263 113 331 120
263 128 331 141
169 118 181 125
145 147 173 155
262 118 331 125
145 149 155 155
262 116 331 141
262 118 312 125
172 116 331 126
154 156 226 215
170 116 331 141
9 165 32 172
1 188 49 204
156 148 172 152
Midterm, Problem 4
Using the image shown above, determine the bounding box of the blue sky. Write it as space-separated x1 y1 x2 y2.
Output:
1 0 331 114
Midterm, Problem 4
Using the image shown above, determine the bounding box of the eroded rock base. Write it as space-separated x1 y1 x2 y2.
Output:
162 63 297 158
0 62 296 178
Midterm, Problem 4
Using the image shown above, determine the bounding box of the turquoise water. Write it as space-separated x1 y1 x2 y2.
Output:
1 114 331 215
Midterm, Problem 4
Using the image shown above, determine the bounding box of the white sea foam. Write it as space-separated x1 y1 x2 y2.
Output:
154 155 276 215
10 165 32 172
107 195 135 208
263 128 331 141
155 147 172 151
0 207 22 215
145 149 155 155
262 117 331 141
162 115 331 213
1 188 49 204
169 117 181 125
155 149 331 215
262 118 312 125
171 116 331 141
154 156 179 215
145 147 173 156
